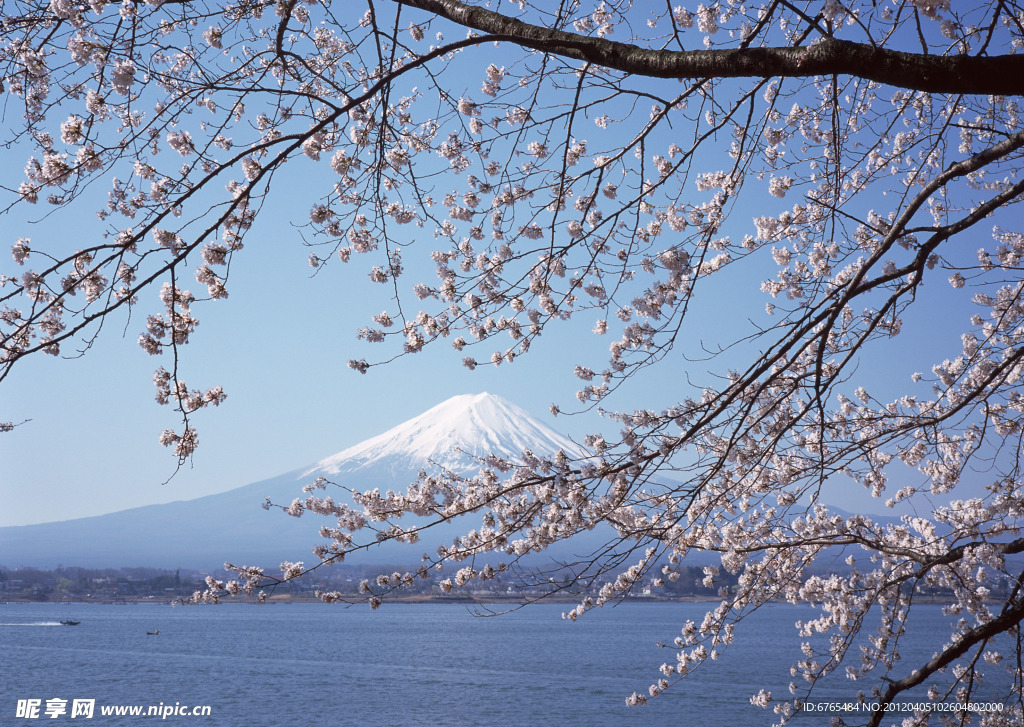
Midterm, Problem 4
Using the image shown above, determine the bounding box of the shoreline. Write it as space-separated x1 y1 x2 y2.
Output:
0 594 961 606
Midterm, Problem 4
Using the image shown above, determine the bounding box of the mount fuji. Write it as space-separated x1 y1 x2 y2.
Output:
0 393 587 570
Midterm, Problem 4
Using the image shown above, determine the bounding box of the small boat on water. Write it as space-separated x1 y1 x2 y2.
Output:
59 620 81 626
146 629 159 635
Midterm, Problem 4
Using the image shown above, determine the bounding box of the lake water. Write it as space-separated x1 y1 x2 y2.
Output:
1 601 1016 725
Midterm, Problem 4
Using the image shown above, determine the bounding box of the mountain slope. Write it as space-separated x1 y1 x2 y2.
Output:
0 393 585 569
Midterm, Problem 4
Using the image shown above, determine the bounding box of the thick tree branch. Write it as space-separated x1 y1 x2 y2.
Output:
866 596 1024 727
399 0 1024 95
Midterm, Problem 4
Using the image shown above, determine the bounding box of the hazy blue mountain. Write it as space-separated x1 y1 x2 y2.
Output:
0 393 590 570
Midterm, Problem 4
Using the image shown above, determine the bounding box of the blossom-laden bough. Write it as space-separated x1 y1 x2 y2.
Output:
3 1 1024 723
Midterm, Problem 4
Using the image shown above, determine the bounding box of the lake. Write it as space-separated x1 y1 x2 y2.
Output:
1 601 1016 725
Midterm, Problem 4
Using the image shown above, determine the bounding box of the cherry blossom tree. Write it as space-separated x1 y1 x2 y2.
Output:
3 1 1024 723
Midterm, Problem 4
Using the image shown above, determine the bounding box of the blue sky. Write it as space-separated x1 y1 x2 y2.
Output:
0 200 608 526
0 9 999 530
0 136 654 526
0 170 980 529
0 113 988 528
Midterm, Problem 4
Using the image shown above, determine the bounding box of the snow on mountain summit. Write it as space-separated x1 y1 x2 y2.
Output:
306 392 580 478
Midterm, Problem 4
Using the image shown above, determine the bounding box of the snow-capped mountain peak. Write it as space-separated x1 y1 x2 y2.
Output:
306 392 579 477
0 393 586 569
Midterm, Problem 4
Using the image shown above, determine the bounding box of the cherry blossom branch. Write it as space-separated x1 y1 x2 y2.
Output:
867 595 1024 727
